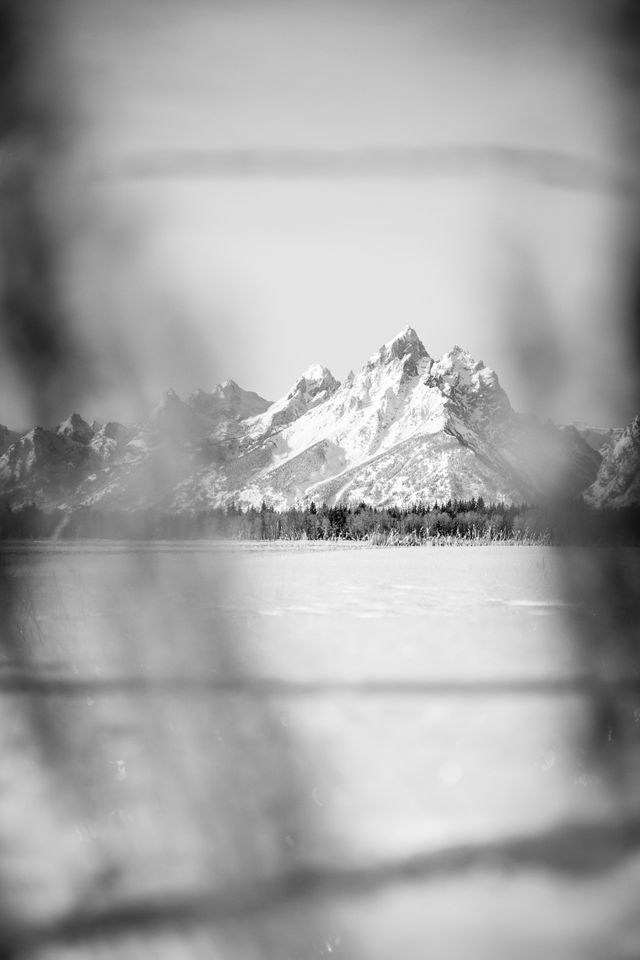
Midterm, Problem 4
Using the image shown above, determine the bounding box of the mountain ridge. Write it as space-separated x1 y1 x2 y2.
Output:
0 327 634 512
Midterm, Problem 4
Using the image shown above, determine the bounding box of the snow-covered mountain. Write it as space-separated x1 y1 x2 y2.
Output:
0 327 620 512
583 416 640 508
572 422 625 457
189 379 271 424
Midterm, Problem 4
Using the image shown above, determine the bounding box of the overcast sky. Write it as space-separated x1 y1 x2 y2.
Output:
4 0 637 428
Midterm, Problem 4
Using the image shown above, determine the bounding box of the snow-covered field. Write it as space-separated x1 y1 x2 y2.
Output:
1 542 639 958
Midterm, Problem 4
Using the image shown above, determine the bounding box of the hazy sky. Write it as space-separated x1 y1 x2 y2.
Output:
6 0 637 428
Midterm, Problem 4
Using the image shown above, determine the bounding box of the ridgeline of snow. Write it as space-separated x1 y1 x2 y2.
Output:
246 364 341 437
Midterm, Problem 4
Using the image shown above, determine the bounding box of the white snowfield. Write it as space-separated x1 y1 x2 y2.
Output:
2 541 639 959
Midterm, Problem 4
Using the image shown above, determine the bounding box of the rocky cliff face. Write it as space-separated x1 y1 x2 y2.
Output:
0 327 615 512
0 425 20 457
584 416 640 508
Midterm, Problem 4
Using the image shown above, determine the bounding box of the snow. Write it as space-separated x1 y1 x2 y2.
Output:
243 363 340 439
364 324 430 369
5 541 640 958
300 363 332 383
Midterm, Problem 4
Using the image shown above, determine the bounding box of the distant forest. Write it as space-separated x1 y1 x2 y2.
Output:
1 498 639 545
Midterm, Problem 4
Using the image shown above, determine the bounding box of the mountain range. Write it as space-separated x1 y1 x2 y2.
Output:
0 327 637 513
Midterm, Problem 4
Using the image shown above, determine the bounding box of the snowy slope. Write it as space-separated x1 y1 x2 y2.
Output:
246 364 340 437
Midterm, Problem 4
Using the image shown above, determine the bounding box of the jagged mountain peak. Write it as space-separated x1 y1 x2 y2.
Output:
286 364 339 402
436 344 483 373
366 326 430 371
394 324 423 345
56 413 94 445
300 363 333 382
355 327 433 394
422 347 514 438
191 380 271 422
389 324 419 342
153 387 183 411
445 344 482 368
211 379 240 397
149 388 193 427
245 364 340 436
148 388 209 442
430 346 500 395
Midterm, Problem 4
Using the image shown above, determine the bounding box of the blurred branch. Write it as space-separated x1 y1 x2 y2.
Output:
9 812 640 952
0 669 638 697
107 144 636 195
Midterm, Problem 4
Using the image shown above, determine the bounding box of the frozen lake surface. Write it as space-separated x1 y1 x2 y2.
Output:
1 541 640 958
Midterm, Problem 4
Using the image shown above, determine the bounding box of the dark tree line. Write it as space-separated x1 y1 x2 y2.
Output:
1 497 640 544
